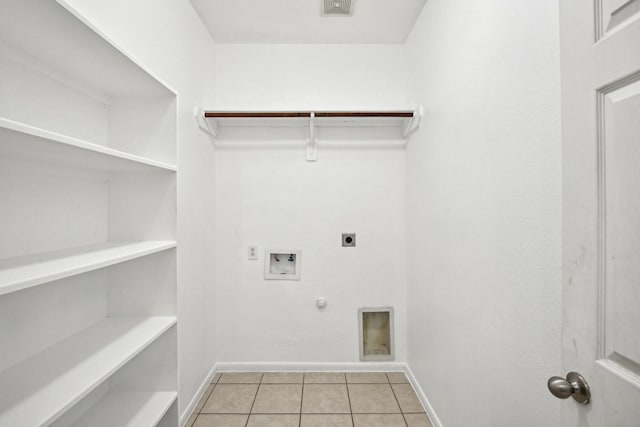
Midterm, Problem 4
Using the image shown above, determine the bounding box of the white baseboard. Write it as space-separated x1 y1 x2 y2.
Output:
179 365 216 427
404 364 443 427
180 361 443 427
214 361 407 372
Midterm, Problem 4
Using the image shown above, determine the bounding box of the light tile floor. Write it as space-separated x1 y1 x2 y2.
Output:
185 372 434 427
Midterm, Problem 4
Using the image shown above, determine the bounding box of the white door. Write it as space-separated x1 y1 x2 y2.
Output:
560 0 640 425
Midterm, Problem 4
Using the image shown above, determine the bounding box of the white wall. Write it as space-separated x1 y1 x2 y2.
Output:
404 1 562 426
214 44 408 363
214 44 407 110
58 0 217 419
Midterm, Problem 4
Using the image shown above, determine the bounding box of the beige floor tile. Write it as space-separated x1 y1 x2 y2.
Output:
386 372 409 384
251 384 302 413
202 384 259 413
404 413 434 427
197 371 425 425
185 413 199 427
195 384 215 413
218 372 263 383
352 414 406 427
262 372 304 383
391 384 425 413
247 414 300 426
193 414 248 427
302 384 351 414
346 372 389 384
304 372 346 383
348 384 401 414
301 414 354 427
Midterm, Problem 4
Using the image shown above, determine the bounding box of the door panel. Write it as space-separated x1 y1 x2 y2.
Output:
603 75 640 369
561 0 640 425
599 0 640 37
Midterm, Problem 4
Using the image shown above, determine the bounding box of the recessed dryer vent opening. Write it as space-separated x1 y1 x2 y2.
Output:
358 307 394 361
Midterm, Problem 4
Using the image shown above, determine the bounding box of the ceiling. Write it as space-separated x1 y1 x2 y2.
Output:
190 0 428 44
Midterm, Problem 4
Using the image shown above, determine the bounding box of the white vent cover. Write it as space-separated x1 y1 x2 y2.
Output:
323 0 353 16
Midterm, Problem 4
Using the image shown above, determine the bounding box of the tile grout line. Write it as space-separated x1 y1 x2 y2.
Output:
344 372 355 427
186 373 220 426
200 377 217 411
388 379 409 427
243 373 263 427
387 374 410 426
299 372 305 427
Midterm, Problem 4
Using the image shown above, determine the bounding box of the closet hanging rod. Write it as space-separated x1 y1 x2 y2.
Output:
315 111 414 118
203 111 415 118
204 111 310 118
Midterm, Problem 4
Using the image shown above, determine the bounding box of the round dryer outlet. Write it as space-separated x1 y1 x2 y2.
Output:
342 233 356 247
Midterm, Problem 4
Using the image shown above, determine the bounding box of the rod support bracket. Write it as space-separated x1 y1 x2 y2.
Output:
403 105 423 144
306 112 318 162
194 105 217 141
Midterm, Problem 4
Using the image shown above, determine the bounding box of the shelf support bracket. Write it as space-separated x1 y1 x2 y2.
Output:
403 105 423 145
306 112 318 162
193 106 217 142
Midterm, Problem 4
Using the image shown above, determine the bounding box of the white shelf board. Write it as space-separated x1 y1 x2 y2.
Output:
0 0 174 100
0 241 177 296
212 116 309 128
314 116 411 128
209 115 412 129
0 118 177 172
71 391 177 427
0 316 177 427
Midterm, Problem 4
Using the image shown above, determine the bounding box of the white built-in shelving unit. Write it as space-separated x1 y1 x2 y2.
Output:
0 0 178 426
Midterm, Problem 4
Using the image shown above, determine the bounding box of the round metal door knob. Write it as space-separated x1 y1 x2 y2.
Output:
547 372 591 404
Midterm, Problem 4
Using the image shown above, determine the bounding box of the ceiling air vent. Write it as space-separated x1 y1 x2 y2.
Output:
323 0 353 16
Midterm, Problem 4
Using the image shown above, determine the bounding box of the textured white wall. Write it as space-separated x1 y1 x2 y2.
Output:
214 44 407 110
59 0 217 419
404 1 562 426
214 44 408 363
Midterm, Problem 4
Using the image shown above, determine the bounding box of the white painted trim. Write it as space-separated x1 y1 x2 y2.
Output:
179 365 216 427
213 361 407 372
404 364 444 427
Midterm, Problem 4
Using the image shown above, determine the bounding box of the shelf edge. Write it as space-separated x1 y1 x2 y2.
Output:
0 117 177 172
0 241 177 297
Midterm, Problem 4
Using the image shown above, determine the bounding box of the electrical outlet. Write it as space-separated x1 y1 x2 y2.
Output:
248 245 258 260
